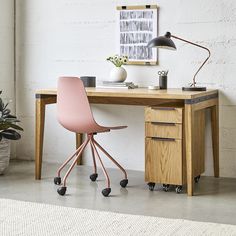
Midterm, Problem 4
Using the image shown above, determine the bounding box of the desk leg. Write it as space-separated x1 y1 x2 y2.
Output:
76 133 83 165
35 98 46 180
211 101 219 177
185 104 194 196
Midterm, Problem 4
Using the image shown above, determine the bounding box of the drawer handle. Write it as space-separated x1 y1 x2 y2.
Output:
151 137 176 142
152 107 176 111
151 122 176 126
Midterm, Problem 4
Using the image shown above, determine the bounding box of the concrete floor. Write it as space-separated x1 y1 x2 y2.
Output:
1 160 236 225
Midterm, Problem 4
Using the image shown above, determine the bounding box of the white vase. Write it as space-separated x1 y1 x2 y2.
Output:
109 67 127 82
0 138 10 175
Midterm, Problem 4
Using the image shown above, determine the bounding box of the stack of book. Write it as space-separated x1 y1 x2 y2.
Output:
97 81 138 89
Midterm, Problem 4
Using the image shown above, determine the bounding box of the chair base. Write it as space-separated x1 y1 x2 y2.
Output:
102 188 111 197
54 177 61 185
54 133 128 197
120 179 128 188
57 186 67 196
90 173 98 182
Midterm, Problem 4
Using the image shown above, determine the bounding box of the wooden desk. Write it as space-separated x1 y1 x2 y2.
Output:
35 88 219 196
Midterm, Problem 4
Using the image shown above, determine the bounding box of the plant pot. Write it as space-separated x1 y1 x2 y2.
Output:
0 138 10 175
159 75 168 89
109 67 127 82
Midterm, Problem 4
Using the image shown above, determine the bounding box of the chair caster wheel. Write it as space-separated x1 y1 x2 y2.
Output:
54 177 61 185
120 179 128 188
148 182 155 191
175 185 183 194
194 175 201 183
90 173 98 182
163 184 170 192
57 186 67 196
102 188 111 197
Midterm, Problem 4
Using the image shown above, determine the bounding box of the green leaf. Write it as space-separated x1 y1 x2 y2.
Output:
0 123 11 130
9 123 24 131
5 114 17 119
0 98 4 111
4 118 20 122
3 102 9 110
0 129 21 140
3 109 10 115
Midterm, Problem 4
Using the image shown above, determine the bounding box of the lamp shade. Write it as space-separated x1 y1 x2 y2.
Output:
147 32 177 50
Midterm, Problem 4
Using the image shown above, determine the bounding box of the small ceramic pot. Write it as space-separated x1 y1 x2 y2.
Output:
109 67 127 82
80 76 96 87
159 75 167 89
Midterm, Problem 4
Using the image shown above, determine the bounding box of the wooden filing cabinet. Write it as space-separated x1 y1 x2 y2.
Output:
145 106 205 193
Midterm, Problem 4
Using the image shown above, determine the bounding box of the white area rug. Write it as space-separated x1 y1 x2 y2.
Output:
0 198 236 236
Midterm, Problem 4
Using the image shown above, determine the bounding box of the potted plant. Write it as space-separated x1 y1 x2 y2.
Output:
0 91 23 174
106 55 128 82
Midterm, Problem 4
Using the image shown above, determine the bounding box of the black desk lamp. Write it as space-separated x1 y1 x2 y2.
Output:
147 32 211 91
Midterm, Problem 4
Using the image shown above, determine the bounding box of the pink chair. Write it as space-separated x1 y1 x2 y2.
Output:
54 77 128 197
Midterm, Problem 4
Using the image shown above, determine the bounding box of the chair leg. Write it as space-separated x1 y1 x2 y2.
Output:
89 142 98 182
56 143 84 177
90 140 111 197
54 139 85 185
57 137 90 196
62 138 90 187
92 137 128 180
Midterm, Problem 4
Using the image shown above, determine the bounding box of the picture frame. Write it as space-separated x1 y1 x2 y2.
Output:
116 5 159 65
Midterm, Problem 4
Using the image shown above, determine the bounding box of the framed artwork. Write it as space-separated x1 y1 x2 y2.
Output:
116 5 159 65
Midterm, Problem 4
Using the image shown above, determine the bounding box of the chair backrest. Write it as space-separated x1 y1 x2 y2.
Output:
57 77 97 133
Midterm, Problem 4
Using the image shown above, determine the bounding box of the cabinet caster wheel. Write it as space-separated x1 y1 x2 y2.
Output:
90 173 98 182
54 177 61 185
163 184 170 192
148 182 155 191
57 186 67 196
102 188 111 197
120 179 128 188
175 186 183 194
194 175 201 183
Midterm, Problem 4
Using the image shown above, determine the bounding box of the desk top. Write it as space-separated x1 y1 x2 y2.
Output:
36 88 218 100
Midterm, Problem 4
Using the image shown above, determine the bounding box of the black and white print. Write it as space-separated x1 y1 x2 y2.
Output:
117 7 158 63
120 10 154 20
120 45 153 60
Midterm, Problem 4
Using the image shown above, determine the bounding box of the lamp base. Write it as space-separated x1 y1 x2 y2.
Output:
182 86 206 91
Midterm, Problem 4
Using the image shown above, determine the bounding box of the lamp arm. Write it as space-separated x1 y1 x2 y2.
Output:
171 34 211 87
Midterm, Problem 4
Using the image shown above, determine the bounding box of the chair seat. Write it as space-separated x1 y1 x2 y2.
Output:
57 77 128 135
108 125 127 130
59 116 127 134
92 125 128 133
87 125 127 135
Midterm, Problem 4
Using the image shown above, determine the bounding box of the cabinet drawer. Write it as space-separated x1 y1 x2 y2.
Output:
145 122 182 139
145 107 183 124
145 137 184 185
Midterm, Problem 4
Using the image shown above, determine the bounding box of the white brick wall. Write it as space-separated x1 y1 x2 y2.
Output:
0 0 15 158
15 0 236 177
0 0 14 107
